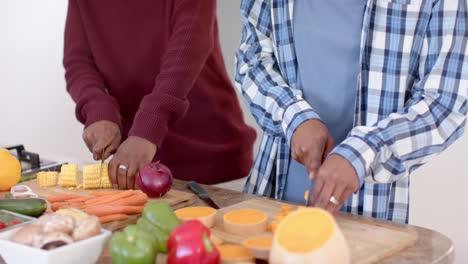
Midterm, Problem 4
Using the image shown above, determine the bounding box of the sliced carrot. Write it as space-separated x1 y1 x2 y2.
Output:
99 214 130 224
84 190 135 206
88 190 125 197
84 205 144 217
107 191 148 206
47 194 83 203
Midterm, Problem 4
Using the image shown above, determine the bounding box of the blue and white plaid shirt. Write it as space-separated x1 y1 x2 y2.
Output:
235 0 467 223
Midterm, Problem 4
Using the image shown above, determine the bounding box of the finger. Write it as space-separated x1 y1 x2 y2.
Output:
325 184 346 213
335 188 354 213
126 160 138 190
108 158 119 189
315 180 335 209
293 147 304 163
304 142 325 174
323 136 335 161
310 176 324 206
82 132 94 153
92 137 112 160
103 138 120 160
117 162 128 190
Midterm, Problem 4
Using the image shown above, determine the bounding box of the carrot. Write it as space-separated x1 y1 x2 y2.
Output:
84 205 144 217
47 194 83 203
88 190 125 197
51 202 69 211
99 214 129 224
66 197 92 203
84 190 135 206
51 201 84 211
107 191 148 206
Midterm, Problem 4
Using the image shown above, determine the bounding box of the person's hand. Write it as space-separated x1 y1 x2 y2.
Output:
310 154 360 213
82 120 121 160
109 136 157 189
291 119 335 177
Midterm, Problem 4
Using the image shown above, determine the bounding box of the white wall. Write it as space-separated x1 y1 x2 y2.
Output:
1 1 467 263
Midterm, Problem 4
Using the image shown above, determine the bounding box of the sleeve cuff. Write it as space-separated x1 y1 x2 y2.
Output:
329 136 377 187
128 109 171 148
81 102 122 129
281 99 321 146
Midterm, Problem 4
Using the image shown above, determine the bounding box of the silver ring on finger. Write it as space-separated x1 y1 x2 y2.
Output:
329 196 340 205
118 164 129 171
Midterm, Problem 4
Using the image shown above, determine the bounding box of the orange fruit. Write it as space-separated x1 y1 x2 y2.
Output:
0 149 21 191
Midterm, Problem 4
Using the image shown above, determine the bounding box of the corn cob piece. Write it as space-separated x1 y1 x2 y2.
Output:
83 163 111 189
100 164 112 189
59 164 79 187
37 171 58 187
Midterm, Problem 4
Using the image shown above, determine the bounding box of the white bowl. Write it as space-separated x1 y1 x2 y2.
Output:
0 226 111 264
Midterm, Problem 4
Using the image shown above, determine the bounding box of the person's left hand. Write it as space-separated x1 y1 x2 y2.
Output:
309 154 360 213
109 136 157 189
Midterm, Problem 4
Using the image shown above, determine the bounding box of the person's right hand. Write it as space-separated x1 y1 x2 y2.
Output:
82 120 121 161
290 119 335 178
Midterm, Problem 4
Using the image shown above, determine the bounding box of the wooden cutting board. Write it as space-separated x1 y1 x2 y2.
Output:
211 198 418 264
11 180 196 231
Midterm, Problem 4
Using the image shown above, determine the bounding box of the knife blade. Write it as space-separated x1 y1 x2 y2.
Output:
186 181 220 209
305 178 314 207
99 150 105 187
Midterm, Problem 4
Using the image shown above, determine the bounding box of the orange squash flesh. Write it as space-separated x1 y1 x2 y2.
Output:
224 209 267 224
175 206 216 218
243 235 273 260
174 206 217 228
270 208 350 264
244 235 273 249
218 244 254 262
223 209 268 235
276 209 334 253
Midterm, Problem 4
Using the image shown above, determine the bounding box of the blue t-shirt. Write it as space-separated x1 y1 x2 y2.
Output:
284 0 365 203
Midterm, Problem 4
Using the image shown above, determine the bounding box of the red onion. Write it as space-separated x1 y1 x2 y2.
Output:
136 161 173 198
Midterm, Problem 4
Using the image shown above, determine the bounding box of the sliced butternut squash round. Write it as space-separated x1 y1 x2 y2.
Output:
174 206 217 228
269 208 350 264
218 244 255 264
243 235 273 260
223 209 268 235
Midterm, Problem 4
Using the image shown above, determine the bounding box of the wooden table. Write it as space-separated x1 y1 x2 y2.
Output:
1 180 454 264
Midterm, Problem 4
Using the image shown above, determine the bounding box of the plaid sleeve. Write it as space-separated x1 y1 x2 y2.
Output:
332 0 468 185
234 0 320 145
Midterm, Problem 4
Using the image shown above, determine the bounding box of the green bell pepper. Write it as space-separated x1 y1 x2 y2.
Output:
110 225 158 264
136 218 169 253
142 202 180 233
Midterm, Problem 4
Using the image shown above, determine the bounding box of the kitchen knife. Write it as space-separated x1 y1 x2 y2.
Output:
305 178 314 207
186 181 220 209
99 150 105 187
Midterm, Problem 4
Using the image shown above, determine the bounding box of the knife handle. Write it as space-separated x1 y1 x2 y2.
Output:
186 181 209 199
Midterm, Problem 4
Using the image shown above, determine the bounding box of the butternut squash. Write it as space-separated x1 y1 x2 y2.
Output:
269 208 350 264
218 244 255 264
243 235 273 260
174 206 217 228
223 209 268 236
268 205 295 233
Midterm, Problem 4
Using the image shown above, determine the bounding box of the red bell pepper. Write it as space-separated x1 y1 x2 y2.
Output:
167 220 220 264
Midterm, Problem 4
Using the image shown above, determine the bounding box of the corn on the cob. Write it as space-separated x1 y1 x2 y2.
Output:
100 164 112 188
59 164 79 187
82 163 111 189
37 171 58 187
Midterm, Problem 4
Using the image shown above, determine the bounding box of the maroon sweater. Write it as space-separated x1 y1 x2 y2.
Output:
63 0 256 184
